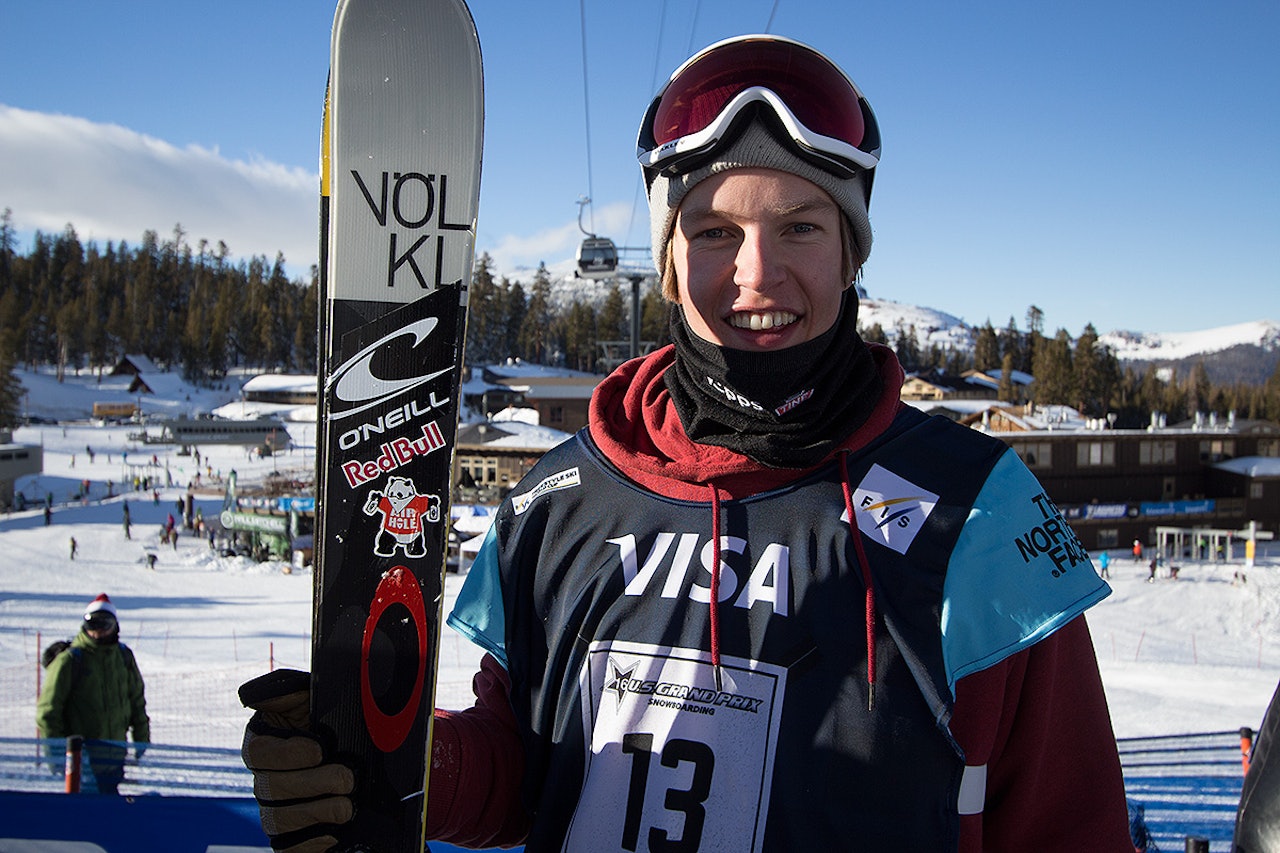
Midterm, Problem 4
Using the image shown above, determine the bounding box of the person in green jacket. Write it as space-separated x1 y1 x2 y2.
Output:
36 593 150 794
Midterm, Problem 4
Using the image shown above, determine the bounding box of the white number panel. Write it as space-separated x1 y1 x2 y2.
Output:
561 640 787 852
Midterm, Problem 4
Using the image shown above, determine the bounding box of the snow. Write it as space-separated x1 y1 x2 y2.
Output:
1 365 1278 846
1100 320 1280 361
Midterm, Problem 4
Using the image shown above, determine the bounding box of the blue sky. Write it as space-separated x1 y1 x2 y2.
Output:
1 0 1276 335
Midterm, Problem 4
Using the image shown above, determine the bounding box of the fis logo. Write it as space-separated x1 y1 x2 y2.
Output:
327 316 453 421
848 464 939 555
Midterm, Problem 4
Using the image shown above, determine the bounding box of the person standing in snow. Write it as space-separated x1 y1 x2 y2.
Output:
1099 549 1111 578
37 594 149 794
240 34 1132 851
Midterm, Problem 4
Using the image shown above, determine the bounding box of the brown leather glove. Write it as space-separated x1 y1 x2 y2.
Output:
240 669 355 853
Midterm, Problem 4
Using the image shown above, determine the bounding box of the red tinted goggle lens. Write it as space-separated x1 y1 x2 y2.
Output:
650 38 867 151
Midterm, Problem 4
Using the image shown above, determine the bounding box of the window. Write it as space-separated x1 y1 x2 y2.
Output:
1258 438 1280 458
1097 529 1119 548
1199 439 1235 462
459 455 499 484
1139 440 1176 465
1077 441 1115 467
1012 441 1052 470
1252 483 1265 500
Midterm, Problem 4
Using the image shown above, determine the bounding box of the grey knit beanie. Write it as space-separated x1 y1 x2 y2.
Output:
648 118 873 281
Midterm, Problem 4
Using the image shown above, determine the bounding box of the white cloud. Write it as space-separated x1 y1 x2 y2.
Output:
0 105 319 273
0 105 646 286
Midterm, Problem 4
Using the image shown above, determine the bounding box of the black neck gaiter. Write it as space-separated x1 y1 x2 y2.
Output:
664 291 883 468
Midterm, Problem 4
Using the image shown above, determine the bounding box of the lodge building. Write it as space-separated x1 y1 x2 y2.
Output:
960 408 1280 552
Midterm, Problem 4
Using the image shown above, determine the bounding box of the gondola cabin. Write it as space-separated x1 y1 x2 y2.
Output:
576 236 618 279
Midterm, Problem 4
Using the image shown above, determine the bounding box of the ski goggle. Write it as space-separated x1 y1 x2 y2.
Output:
637 35 881 183
85 613 117 631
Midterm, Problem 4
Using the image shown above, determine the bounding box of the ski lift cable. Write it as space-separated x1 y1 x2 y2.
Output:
625 0 784 260
685 0 703 58
624 0 671 252
764 0 781 32
578 0 596 236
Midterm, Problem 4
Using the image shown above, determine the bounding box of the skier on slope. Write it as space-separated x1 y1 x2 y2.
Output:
241 34 1132 852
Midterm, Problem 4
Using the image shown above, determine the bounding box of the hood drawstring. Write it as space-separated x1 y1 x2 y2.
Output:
707 462 875 707
839 451 877 710
709 484 724 691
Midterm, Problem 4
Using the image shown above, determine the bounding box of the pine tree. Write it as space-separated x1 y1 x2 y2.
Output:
894 324 921 372
598 283 626 345
1071 323 1114 416
464 253 501 365
1264 360 1280 421
640 282 668 350
1187 361 1212 416
973 321 1000 371
518 263 553 363
0 332 22 428
999 316 1025 373
1032 328 1074 406
998 352 1017 402
860 322 887 346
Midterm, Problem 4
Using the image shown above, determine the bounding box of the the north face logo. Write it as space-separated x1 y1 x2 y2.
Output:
848 464 939 554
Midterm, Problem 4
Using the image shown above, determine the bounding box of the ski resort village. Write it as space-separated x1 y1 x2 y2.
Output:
1 0 1277 848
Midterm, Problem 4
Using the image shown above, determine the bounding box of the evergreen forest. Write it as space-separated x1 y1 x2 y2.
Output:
2 212 1278 430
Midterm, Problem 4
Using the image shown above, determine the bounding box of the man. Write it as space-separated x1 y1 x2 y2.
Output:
242 35 1132 851
37 593 149 794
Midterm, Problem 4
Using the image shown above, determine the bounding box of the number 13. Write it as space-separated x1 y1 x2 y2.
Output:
621 733 716 852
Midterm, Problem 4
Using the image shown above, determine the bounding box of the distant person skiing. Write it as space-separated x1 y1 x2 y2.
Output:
1098 550 1110 579
69 537 77 561
122 502 131 540
1133 538 1143 562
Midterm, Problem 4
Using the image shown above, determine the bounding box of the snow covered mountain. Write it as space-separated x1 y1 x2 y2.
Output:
1099 321 1280 361
1100 320 1280 384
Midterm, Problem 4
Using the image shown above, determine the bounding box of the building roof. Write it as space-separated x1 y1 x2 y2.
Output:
1213 456 1280 478
241 374 316 393
479 361 599 386
457 419 572 451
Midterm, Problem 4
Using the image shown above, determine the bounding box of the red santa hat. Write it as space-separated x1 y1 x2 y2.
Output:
84 593 118 620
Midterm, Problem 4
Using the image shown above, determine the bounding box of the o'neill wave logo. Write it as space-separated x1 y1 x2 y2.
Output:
848 464 939 555
327 316 452 421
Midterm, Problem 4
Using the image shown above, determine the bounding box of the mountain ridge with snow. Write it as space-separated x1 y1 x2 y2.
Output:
517 262 1278 373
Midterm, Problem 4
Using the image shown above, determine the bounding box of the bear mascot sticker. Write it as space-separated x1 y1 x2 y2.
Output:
362 476 441 558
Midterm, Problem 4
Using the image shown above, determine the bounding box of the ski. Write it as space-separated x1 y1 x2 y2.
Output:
311 1 482 851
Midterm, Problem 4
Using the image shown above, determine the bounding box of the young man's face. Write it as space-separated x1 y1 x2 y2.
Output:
671 168 847 351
